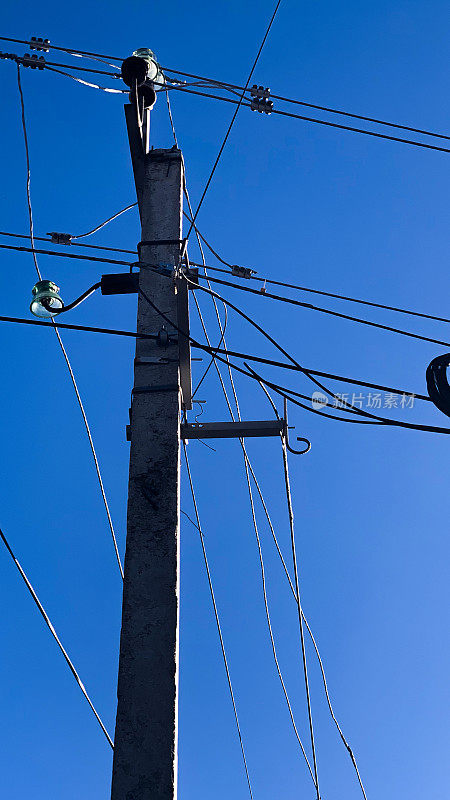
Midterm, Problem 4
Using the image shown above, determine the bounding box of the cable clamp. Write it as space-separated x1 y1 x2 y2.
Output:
231 265 255 279
21 53 46 70
250 97 273 114
48 231 72 245
29 37 50 52
0 51 18 62
250 85 273 113
250 84 271 99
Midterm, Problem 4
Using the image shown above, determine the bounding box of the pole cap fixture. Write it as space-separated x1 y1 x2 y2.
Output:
30 280 64 317
121 47 161 87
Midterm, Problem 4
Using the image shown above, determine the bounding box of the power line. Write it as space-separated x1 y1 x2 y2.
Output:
162 65 450 143
0 241 131 266
14 72 124 580
0 525 114 748
0 311 430 402
189 248 368 792
185 280 450 433
185 231 450 327
0 35 124 63
69 202 138 240
185 0 283 238
16 64 40 280
182 444 254 799
0 229 137 255
168 85 450 154
5 235 450 346
197 273 450 350
280 434 321 799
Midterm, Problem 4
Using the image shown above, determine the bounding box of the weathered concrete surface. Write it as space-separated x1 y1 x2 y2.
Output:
111 147 183 800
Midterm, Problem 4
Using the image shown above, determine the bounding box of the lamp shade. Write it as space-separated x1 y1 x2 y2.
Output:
30 280 64 317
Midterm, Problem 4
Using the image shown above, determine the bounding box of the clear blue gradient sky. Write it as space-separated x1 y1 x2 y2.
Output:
0 2 449 798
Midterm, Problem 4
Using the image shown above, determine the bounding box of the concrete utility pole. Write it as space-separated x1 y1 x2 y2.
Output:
111 50 188 800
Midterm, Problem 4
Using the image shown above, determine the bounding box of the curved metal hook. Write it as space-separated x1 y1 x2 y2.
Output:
283 398 311 455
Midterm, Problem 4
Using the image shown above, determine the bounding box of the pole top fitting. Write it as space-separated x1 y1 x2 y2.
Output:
121 47 162 87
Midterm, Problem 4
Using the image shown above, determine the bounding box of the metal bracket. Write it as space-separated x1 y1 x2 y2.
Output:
181 419 284 440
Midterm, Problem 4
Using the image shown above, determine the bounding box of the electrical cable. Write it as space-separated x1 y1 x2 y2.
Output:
185 0 283 239
0 310 430 406
182 443 254 800
14 73 124 580
44 64 128 93
185 276 450 430
5 228 450 339
0 229 137 255
167 85 450 155
142 284 445 432
255 379 368 799
162 65 450 143
16 64 41 280
280 435 321 799
0 241 131 266
184 160 322 779
0 35 124 63
190 283 369 792
184 224 450 327
0 525 114 748
197 273 450 350
70 202 138 240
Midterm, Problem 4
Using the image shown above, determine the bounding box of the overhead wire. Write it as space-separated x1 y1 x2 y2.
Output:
182 443 254 800
69 202 138 240
184 276 450 431
162 65 450 142
168 85 450 154
0 229 137 255
185 0 283 238
197 273 450 350
184 218 450 327
14 66 124 580
0 525 113 748
280 431 321 797
182 150 319 780
256 379 368 799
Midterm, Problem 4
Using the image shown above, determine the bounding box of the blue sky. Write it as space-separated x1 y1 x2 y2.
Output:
0 1 449 798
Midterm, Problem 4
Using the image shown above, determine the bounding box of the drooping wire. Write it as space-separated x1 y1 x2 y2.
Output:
280 435 321 799
40 64 127 93
182 443 254 799
16 64 41 280
50 324 124 579
0 525 113 748
15 70 124 580
70 202 138 240
185 0 283 239
256 379 368 799
184 173 317 777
